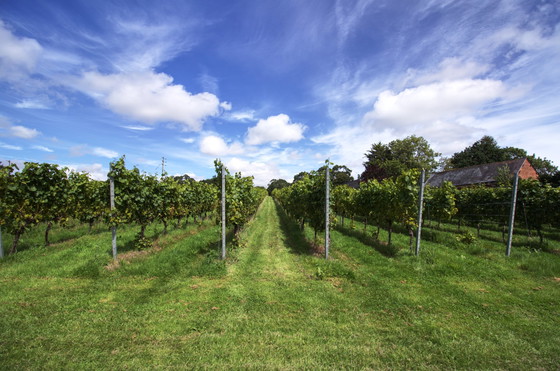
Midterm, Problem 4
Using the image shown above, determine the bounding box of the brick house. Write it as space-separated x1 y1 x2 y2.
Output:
427 158 538 188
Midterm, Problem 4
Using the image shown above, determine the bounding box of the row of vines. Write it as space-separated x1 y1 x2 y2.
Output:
0 158 266 256
274 167 560 251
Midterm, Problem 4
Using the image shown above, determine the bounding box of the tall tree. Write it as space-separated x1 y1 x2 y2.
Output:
528 155 559 186
448 136 559 185
292 171 309 183
361 135 440 181
448 136 505 168
267 179 290 195
317 164 354 186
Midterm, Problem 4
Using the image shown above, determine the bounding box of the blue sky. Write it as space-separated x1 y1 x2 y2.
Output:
1 0 559 185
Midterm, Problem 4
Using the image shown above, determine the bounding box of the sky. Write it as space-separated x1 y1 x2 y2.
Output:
1 0 559 186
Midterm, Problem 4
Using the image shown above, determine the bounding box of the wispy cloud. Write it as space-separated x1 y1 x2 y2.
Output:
179 137 195 144
122 125 154 131
14 99 50 109
9 125 40 139
0 20 42 81
0 142 23 150
69 144 118 159
92 147 118 158
32 145 54 152
224 109 257 122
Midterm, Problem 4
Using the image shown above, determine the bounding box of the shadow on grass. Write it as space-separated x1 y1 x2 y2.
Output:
274 200 314 256
334 224 399 257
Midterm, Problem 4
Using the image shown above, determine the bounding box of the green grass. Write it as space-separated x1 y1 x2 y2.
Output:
1 197 559 369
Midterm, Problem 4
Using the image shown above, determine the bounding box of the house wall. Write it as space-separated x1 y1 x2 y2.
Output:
519 159 539 180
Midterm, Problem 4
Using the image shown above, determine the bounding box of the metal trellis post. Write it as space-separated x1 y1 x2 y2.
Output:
110 177 117 260
506 171 519 257
221 164 226 260
325 164 330 259
415 169 426 256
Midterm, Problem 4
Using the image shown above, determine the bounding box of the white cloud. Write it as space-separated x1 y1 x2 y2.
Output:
198 72 219 94
220 101 232 111
0 142 23 150
14 100 49 109
364 79 506 129
135 158 159 167
245 114 305 145
0 20 42 80
226 157 280 187
199 135 244 156
66 163 106 181
69 145 118 158
0 116 41 139
225 110 257 122
312 125 393 177
10 125 40 139
180 137 195 144
410 58 490 85
32 145 54 153
74 70 224 131
122 125 154 131
92 147 118 158
110 16 197 72
185 172 203 181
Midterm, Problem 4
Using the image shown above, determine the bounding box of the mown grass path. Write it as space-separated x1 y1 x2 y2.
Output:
191 196 373 368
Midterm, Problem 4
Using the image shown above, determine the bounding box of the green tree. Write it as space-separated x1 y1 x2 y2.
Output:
527 155 559 186
318 164 354 186
267 179 290 195
362 135 440 181
448 136 505 168
292 171 309 183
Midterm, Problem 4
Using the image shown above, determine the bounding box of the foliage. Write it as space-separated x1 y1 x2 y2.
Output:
108 157 161 243
517 179 560 243
361 135 440 181
456 230 477 244
215 160 265 241
69 172 109 231
292 171 309 183
448 136 508 169
495 165 513 187
0 162 74 253
275 164 334 241
528 154 560 186
331 185 357 225
317 164 354 186
267 178 290 195
425 181 458 226
448 136 559 185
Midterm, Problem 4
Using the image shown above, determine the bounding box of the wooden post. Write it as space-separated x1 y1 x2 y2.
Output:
110 177 117 260
221 164 226 260
415 169 426 256
325 164 330 260
506 171 519 257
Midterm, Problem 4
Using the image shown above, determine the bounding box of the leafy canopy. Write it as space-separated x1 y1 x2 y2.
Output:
448 135 559 185
361 135 440 181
